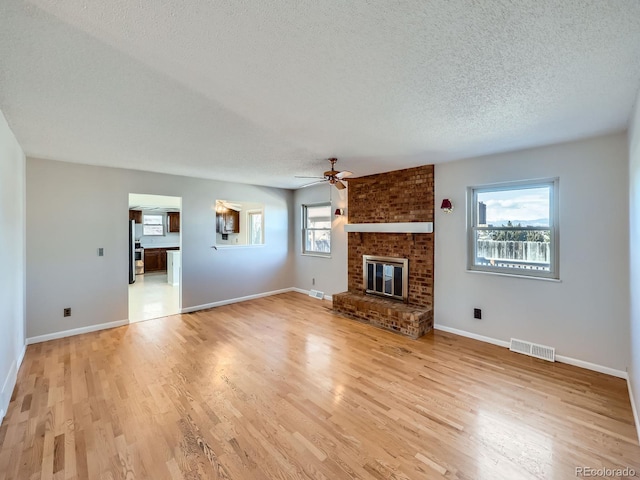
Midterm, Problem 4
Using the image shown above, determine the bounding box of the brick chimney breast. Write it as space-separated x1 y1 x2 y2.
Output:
334 165 435 339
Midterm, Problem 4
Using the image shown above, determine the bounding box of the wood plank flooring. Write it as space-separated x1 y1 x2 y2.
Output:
1 292 638 479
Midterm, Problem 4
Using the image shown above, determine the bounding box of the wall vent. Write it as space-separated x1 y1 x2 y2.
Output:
309 289 324 300
509 338 555 362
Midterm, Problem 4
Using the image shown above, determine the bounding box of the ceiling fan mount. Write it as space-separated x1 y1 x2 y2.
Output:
296 158 352 190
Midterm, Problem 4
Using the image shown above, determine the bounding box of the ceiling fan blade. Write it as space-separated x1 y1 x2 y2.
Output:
298 180 327 188
296 158 351 189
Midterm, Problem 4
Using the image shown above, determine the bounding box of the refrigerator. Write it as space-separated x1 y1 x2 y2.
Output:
129 220 136 284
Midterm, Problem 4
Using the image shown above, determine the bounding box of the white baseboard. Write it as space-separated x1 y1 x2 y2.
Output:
554 355 627 379
433 324 627 379
291 287 333 301
1 362 16 424
17 344 26 369
1 342 27 425
181 288 298 314
628 376 640 444
26 319 129 345
434 324 510 348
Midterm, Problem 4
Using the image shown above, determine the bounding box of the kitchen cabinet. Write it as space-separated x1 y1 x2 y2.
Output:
216 210 240 234
129 210 142 223
167 212 180 233
144 249 162 272
144 247 180 273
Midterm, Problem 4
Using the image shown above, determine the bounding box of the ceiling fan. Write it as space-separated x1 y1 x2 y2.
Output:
296 158 353 190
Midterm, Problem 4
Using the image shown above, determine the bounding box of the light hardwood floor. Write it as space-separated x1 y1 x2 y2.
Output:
1 292 638 479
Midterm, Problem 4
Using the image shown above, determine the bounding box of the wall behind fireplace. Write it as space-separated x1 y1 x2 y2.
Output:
347 165 434 308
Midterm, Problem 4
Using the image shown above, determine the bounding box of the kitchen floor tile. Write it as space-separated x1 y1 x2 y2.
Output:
128 272 180 323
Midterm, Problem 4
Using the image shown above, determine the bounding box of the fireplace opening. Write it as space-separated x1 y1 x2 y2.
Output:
363 255 409 302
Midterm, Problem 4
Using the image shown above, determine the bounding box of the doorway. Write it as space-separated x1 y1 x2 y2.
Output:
128 193 182 323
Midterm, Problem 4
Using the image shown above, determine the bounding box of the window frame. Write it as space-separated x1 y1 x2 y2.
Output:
246 209 264 245
143 213 165 236
466 178 559 280
301 202 332 256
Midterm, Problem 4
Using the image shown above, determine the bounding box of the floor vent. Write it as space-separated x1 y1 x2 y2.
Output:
510 338 555 362
309 289 325 300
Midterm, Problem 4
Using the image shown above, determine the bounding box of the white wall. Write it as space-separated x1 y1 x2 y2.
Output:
629 89 640 435
435 133 629 372
26 158 293 339
0 111 26 422
293 183 348 297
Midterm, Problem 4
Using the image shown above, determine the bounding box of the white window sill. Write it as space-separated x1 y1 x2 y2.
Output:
466 269 561 282
301 253 332 259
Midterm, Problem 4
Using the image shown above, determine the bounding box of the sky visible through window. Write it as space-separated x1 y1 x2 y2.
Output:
478 186 550 227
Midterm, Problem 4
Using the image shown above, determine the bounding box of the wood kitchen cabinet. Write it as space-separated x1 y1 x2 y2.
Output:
216 210 240 234
144 247 180 273
129 210 142 223
167 212 180 233
144 249 162 272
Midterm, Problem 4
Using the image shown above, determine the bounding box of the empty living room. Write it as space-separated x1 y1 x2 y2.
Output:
2 1 640 479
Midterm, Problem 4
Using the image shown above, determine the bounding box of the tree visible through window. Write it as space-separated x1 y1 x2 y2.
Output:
302 204 331 255
468 179 559 279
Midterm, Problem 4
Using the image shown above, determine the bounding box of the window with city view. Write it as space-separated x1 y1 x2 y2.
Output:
468 179 559 279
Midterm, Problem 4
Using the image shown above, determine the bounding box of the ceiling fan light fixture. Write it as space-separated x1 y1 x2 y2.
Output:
295 158 351 190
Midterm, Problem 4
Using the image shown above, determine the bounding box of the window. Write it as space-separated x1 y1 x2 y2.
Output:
143 214 164 236
468 179 559 279
302 203 331 255
247 210 264 245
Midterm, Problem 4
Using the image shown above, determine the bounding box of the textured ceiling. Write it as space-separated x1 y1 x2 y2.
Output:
1 0 639 189
129 193 181 210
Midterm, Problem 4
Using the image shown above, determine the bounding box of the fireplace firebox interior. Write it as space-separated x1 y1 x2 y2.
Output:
363 255 409 302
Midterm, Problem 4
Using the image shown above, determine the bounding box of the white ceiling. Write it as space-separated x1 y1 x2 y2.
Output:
1 1 639 189
129 193 181 211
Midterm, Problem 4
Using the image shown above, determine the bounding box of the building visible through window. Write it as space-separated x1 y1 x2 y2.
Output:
468 179 559 279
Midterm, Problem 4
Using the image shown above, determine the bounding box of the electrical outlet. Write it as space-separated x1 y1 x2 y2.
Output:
64 307 71 317
474 308 482 319
312 278 315 286
98 247 104 256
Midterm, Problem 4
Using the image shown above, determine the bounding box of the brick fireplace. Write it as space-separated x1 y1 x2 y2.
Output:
333 165 434 339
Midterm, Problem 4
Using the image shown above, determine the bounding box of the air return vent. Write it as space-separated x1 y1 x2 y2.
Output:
309 289 324 300
510 338 555 362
